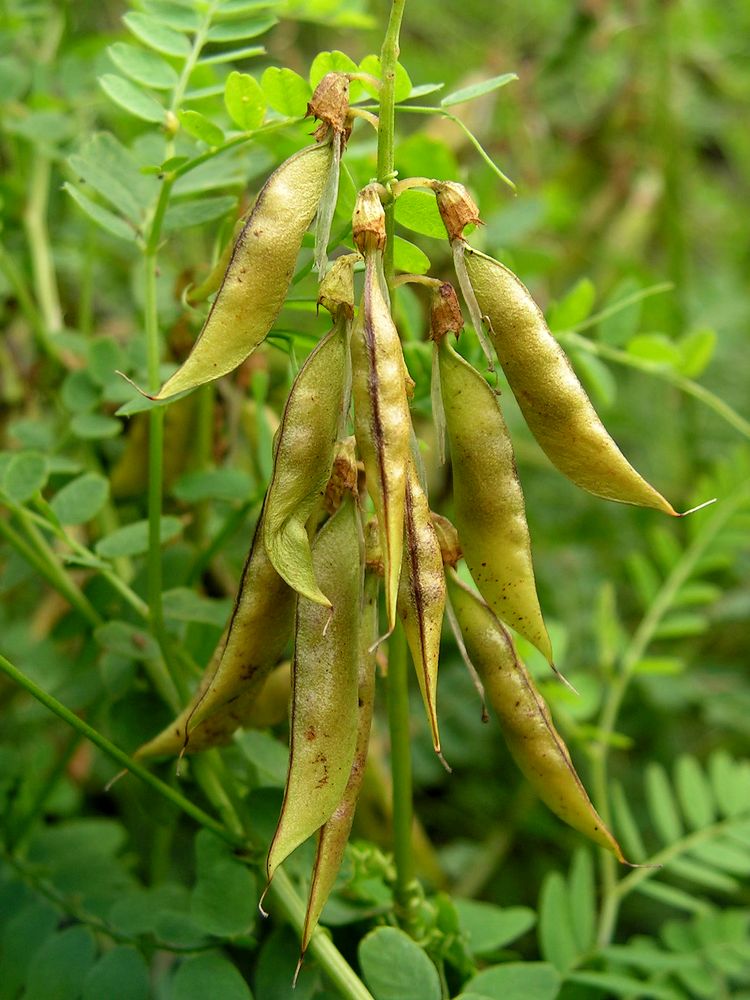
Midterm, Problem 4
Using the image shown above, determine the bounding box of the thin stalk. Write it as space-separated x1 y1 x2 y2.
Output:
0 651 373 997
377 0 407 281
0 653 236 845
387 623 416 920
559 330 750 441
599 817 736 946
268 869 376 1000
22 154 64 357
189 384 214 545
6 731 82 850
3 512 99 627
593 481 749 946
0 240 48 345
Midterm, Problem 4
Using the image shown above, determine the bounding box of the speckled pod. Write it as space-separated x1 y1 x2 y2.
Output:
300 572 378 958
462 243 676 515
351 250 411 632
266 496 362 885
438 335 553 663
263 320 348 606
397 457 445 752
135 512 294 757
156 141 334 400
447 572 625 862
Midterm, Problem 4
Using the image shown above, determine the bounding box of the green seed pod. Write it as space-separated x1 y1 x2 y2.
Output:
300 571 378 959
351 250 411 632
135 512 295 757
397 457 445 753
438 334 553 664
155 141 334 400
461 243 676 515
263 321 349 606
266 496 362 885
446 571 626 862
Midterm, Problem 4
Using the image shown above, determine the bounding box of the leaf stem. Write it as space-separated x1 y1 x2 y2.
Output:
22 152 64 353
0 652 237 845
593 479 750 946
377 0 407 281
559 329 750 441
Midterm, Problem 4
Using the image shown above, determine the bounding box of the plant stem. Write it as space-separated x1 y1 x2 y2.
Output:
22 153 64 357
0 240 48 347
377 0 407 281
559 330 750 441
0 652 236 845
387 623 416 920
593 480 750 946
268 869 375 1000
1 512 100 627
0 650 374 998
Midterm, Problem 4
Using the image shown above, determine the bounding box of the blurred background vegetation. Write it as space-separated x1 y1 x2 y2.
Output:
1 0 748 997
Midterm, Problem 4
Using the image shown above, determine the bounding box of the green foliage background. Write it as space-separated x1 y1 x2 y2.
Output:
1 1 749 997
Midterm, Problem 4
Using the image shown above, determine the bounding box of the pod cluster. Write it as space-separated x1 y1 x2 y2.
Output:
137 74 680 954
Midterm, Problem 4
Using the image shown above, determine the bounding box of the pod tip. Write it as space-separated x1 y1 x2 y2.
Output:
116 370 156 401
677 497 718 518
551 664 579 696
258 881 271 918
436 749 452 774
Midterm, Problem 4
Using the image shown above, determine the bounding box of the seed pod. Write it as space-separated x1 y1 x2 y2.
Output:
263 321 348 606
155 141 334 400
438 334 553 663
300 571 379 959
461 244 676 514
136 512 294 757
351 250 411 632
266 496 362 885
397 457 445 753
446 572 626 862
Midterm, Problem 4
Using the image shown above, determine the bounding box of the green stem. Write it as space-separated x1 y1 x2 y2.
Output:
377 0 407 281
268 869 376 1000
1 512 100 627
387 623 416 920
6 731 82 850
559 330 750 441
0 651 373 998
0 240 49 347
22 154 64 355
0 652 236 845
593 480 749 946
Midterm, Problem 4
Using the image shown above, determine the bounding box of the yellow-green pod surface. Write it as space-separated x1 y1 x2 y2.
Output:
156 142 334 400
136 514 294 758
263 321 348 606
462 244 676 515
266 496 362 884
300 572 378 958
447 572 625 861
438 335 552 663
351 251 411 631
397 457 445 752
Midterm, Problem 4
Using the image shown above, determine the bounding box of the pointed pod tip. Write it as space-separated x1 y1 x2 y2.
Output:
551 663 579 696
116 370 156 401
436 749 452 774
293 953 305 988
258 880 271 918
677 497 718 518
